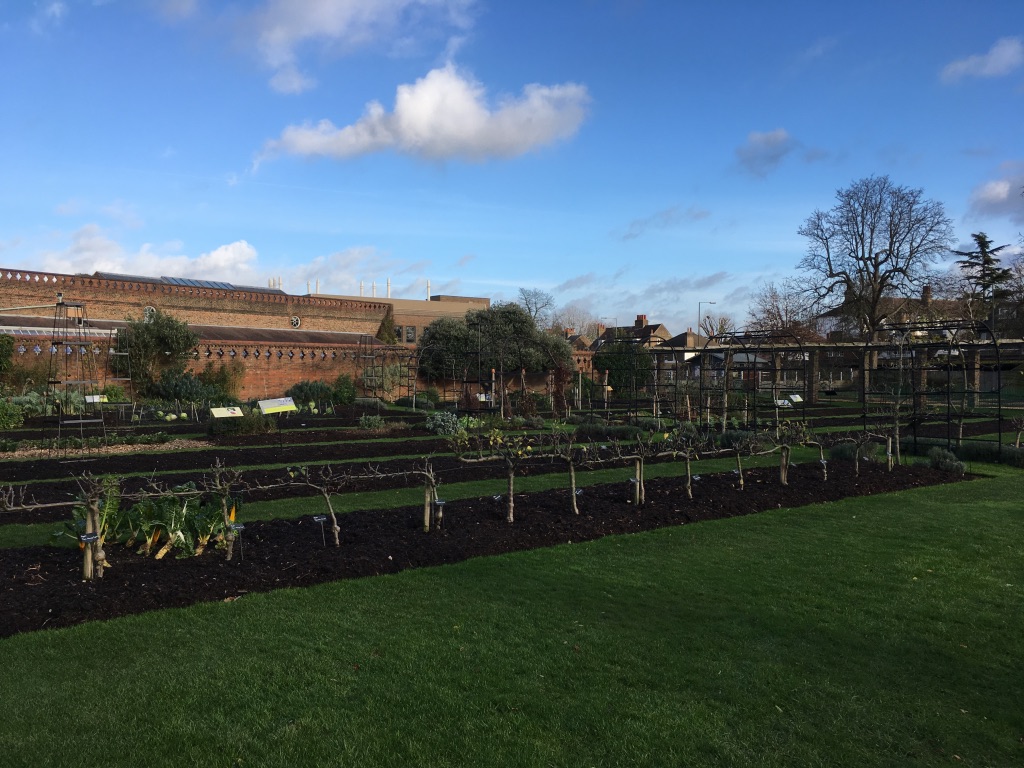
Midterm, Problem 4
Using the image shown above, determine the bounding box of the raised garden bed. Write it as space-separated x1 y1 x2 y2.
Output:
0 462 966 638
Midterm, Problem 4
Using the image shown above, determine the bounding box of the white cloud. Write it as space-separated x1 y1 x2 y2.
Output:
798 37 836 63
54 199 82 216
153 0 197 20
621 205 710 241
30 1 67 34
736 129 797 177
968 166 1024 224
101 200 144 229
249 0 473 93
941 37 1024 83
32 224 262 284
268 63 316 95
261 63 590 162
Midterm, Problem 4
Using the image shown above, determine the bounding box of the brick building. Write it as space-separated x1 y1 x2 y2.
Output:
0 267 486 401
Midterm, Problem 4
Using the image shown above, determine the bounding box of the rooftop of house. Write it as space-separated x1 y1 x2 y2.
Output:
591 314 672 349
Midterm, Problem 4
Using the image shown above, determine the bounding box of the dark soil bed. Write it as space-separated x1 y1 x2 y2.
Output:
0 432 449 487
0 462 966 639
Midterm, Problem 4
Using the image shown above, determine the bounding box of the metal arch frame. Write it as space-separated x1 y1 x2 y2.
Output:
696 328 809 429
851 317 1007 454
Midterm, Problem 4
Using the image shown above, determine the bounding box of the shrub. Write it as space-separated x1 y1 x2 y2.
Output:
927 447 965 476
395 395 434 410
285 380 334 405
510 390 546 417
333 374 357 405
100 384 129 403
0 399 25 430
564 413 607 426
208 405 274 436
425 411 461 435
358 414 386 430
635 417 665 431
197 360 245 400
524 415 546 429
150 370 219 403
946 440 1024 469
718 429 752 449
575 423 642 441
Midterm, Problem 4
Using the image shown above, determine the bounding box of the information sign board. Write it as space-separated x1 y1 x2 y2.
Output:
257 397 298 415
210 406 244 418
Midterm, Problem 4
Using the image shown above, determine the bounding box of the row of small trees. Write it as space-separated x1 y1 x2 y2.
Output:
1 421 910 581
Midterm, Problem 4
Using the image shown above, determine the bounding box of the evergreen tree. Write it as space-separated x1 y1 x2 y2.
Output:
953 232 1012 314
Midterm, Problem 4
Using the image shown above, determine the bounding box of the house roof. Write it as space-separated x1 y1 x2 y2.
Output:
591 323 672 350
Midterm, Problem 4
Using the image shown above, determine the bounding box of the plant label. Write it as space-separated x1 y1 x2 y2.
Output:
230 523 245 531
78 532 99 543
312 516 327 523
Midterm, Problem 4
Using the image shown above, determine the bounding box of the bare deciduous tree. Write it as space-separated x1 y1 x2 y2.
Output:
698 312 736 339
517 287 556 329
551 301 602 338
796 175 954 339
746 280 820 339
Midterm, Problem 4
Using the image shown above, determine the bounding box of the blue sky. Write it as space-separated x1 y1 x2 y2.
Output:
1 0 1022 336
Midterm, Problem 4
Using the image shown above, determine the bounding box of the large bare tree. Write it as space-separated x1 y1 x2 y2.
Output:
698 311 735 339
746 280 820 339
796 175 954 339
517 287 556 329
551 301 601 338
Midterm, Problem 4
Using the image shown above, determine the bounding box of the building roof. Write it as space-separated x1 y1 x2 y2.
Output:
89 271 286 295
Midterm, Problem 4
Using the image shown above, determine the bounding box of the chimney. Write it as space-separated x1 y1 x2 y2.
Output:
564 327 575 338
922 285 932 307
387 278 391 298
635 314 647 329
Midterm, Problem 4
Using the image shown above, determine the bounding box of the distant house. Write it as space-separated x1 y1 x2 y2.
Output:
591 314 672 350
818 286 967 341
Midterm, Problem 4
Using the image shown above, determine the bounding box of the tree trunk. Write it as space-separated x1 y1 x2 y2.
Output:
90 502 106 579
221 498 236 561
322 493 341 547
506 470 515 523
684 453 693 499
736 452 745 490
634 458 645 506
423 483 432 532
569 462 579 515
82 514 95 581
779 445 790 486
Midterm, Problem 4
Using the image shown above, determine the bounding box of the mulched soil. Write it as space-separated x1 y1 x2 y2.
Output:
0 462 966 639
0 431 446 487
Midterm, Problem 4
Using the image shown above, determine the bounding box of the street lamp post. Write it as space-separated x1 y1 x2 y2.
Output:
697 301 716 341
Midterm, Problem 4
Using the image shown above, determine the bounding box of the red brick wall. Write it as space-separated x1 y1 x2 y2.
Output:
191 343 367 401
1 267 405 400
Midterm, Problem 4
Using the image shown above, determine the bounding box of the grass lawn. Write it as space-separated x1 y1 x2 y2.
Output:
1 465 1021 767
